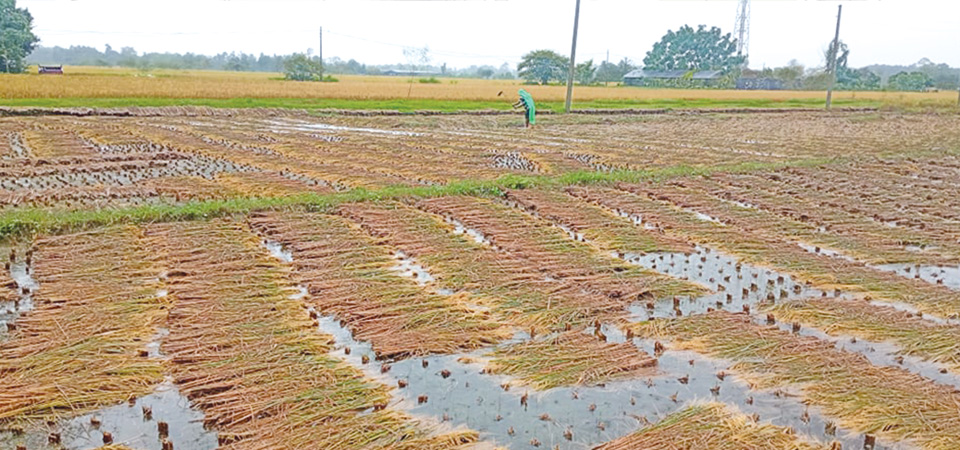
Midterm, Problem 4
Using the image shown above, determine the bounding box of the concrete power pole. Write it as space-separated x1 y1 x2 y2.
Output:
319 27 324 78
825 5 842 110
564 0 582 114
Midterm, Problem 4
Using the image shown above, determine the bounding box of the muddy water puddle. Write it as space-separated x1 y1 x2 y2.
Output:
315 306 864 449
269 119 423 137
0 379 216 450
261 239 865 448
766 319 960 391
624 247 826 320
873 262 960 291
1 260 38 337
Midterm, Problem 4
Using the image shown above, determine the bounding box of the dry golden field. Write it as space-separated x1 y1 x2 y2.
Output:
0 66 956 110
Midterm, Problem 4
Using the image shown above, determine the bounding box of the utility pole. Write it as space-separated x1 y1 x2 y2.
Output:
825 5 842 110
319 27 324 78
564 0 581 114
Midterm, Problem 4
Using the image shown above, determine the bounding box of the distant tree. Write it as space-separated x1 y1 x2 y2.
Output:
595 58 635 83
0 0 39 73
643 25 744 72
888 71 933 91
517 50 569 84
819 42 880 91
769 60 805 90
575 59 596 85
283 53 324 81
477 68 494 79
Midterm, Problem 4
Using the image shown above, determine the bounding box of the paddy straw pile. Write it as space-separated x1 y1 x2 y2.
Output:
248 211 505 359
149 219 478 449
769 297 960 373
341 201 640 331
633 311 960 449
486 331 657 390
418 195 669 303
721 162 960 253
0 226 165 422
596 402 833 450
570 184 960 319
505 188 693 256
670 174 957 266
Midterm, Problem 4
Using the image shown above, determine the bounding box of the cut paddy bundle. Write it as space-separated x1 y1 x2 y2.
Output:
148 219 479 449
247 211 506 359
505 187 694 255
0 226 165 422
418 195 670 303
485 330 657 390
633 311 960 449
341 201 674 332
769 297 960 373
569 184 960 319
597 402 834 450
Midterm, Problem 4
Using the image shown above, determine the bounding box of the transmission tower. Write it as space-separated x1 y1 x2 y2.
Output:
733 0 751 61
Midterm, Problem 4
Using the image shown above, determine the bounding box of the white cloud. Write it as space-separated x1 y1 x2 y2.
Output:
21 0 960 69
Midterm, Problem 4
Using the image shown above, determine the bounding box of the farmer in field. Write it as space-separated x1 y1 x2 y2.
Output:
512 89 536 128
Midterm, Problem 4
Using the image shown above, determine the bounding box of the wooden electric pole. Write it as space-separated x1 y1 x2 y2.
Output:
564 0 581 113
825 5 842 110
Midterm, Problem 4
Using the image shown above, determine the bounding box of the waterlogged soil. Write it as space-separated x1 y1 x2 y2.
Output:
623 247 827 320
0 380 216 450
0 260 38 338
768 319 960 391
260 240 872 449
873 262 960 291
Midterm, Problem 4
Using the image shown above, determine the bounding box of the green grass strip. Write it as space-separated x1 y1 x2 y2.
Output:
0 157 836 240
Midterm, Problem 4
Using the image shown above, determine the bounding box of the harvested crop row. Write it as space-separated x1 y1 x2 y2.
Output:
215 172 332 197
485 330 657 390
595 402 833 450
248 211 505 359
505 188 693 255
702 170 960 261
634 177 946 266
21 128 98 159
779 160 960 224
149 219 478 449
340 201 645 331
130 121 410 189
0 226 165 422
570 185 960 319
632 311 960 449
768 298 960 372
418 195 683 304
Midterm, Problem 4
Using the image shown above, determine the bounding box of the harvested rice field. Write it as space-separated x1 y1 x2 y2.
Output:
2 107 960 449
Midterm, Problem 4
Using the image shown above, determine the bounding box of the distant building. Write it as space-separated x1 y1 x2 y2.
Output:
382 70 441 77
736 78 784 90
623 69 724 87
38 65 64 75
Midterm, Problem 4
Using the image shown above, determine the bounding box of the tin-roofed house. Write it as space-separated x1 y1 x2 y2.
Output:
623 69 724 87
38 65 64 75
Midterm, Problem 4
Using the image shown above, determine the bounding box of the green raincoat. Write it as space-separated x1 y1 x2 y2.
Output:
518 89 536 125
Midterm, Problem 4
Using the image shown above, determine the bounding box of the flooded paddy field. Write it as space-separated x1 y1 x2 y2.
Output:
2 109 960 449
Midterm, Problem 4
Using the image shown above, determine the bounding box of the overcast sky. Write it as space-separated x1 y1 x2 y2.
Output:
20 0 960 70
